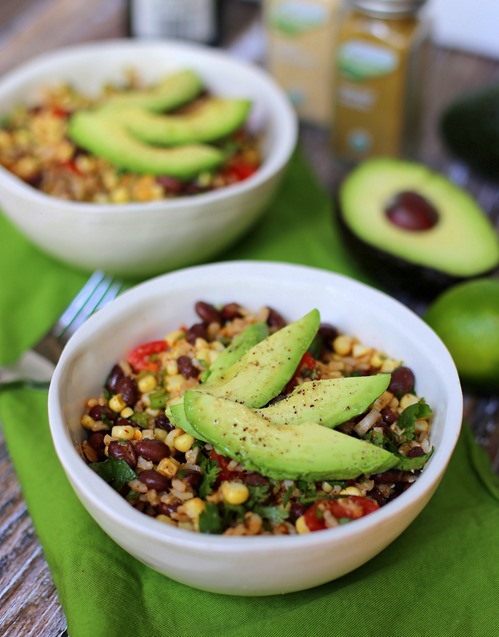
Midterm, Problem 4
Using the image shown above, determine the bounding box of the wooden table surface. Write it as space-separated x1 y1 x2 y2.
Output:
1 2 498 635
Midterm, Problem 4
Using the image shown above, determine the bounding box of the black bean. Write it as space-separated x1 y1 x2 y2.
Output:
135 439 170 462
266 307 286 330
116 376 139 406
154 413 175 432
182 468 203 489
186 322 208 344
407 446 425 457
381 407 398 425
105 364 124 393
289 501 307 522
318 323 339 349
88 404 116 424
138 470 170 491
372 470 409 484
108 440 138 469
388 366 415 396
242 472 270 487
156 501 180 517
195 301 221 325
177 355 199 379
87 432 105 452
220 303 243 322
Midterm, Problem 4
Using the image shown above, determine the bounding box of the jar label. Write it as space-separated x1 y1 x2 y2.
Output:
337 40 399 81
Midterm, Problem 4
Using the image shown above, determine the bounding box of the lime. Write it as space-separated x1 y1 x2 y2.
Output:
424 278 499 392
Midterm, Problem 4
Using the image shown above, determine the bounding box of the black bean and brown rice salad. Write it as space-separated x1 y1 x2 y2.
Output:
79 301 433 536
0 72 261 203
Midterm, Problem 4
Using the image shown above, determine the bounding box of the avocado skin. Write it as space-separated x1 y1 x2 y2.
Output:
440 84 499 182
183 390 398 481
336 158 499 300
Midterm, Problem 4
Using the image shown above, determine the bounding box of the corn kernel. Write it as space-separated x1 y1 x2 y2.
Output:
321 481 334 493
157 456 180 478
180 497 205 520
120 407 134 419
166 427 183 448
414 419 429 434
174 433 195 453
156 514 176 526
109 394 127 413
138 374 157 393
352 343 371 358
81 414 94 430
400 393 419 410
333 335 353 356
370 352 384 368
111 424 135 440
164 329 184 347
295 516 310 534
165 359 179 376
339 486 362 496
154 428 167 441
221 481 250 505
165 374 185 393
380 358 400 373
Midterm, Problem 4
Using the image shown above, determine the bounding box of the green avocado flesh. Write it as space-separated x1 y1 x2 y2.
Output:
68 112 225 178
169 309 397 480
255 374 391 428
67 69 253 179
339 158 499 278
183 390 398 481
118 98 252 146
100 69 203 113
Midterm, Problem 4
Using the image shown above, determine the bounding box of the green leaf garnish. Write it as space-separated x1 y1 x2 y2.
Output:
89 457 137 491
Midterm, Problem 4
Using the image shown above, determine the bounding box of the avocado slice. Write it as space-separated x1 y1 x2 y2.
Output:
68 111 225 179
166 312 318 435
116 98 252 146
183 390 398 480
100 69 203 113
440 83 499 181
338 158 499 298
255 374 391 428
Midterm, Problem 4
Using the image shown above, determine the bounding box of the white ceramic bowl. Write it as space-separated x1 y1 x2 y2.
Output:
48 262 463 596
0 41 297 278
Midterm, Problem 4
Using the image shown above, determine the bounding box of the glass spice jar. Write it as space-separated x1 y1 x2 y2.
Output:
332 0 432 162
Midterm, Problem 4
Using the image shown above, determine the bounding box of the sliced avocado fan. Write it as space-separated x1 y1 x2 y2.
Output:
67 69 254 179
183 390 398 481
168 309 398 480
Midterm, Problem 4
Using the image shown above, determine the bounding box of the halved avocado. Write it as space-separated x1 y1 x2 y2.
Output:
68 111 224 179
337 158 499 297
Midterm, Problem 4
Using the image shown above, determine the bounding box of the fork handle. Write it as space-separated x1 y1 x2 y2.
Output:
0 350 55 386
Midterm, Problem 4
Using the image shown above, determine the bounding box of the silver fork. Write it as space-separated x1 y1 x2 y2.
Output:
0 271 124 388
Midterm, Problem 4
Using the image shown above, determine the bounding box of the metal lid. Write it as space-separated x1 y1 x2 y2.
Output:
352 0 427 17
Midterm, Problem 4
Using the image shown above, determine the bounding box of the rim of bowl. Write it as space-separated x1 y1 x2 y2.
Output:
48 261 463 554
0 39 298 216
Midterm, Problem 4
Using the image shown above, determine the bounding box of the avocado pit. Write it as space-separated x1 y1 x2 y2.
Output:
385 191 439 231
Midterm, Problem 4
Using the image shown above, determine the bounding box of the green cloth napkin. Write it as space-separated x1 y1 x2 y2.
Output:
1 149 498 637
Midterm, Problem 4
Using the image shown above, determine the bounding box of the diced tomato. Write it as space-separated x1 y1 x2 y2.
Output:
209 449 242 482
60 159 81 174
284 351 318 394
127 340 167 372
221 159 258 183
303 496 380 532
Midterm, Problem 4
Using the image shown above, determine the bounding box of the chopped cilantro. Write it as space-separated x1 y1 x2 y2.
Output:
149 388 169 410
398 399 432 441
246 485 270 509
396 449 434 471
89 457 137 491
254 505 289 526
197 455 221 498
199 502 224 534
